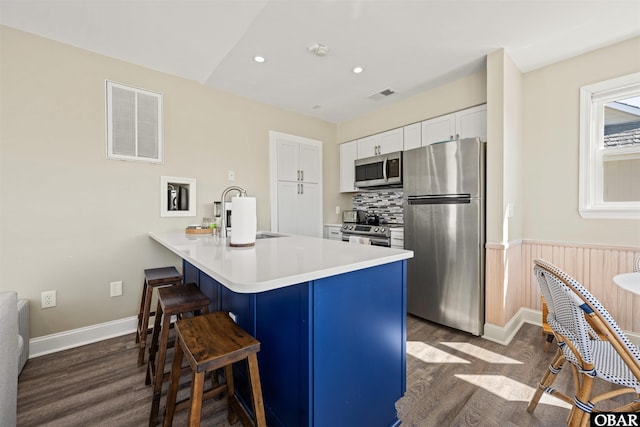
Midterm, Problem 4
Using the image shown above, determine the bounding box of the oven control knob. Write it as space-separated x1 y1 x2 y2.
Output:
379 227 385 233
373 227 379 232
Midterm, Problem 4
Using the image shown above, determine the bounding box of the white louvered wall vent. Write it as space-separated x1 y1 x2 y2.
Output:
106 81 163 163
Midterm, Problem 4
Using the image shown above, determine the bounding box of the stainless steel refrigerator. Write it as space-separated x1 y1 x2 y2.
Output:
403 137 485 336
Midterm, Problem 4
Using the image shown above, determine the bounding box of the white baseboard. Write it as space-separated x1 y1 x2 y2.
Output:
29 316 138 358
28 311 640 358
482 308 640 347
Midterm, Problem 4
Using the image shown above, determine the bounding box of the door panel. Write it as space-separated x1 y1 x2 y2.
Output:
421 113 455 145
405 200 483 335
298 183 322 238
403 139 481 197
277 181 299 235
277 140 299 181
299 143 320 183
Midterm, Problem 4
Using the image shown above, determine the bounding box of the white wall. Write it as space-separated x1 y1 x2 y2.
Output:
0 26 338 337
337 71 487 143
486 49 524 244
522 36 640 246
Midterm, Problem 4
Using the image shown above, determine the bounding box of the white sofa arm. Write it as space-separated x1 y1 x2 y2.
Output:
17 298 29 374
0 291 18 427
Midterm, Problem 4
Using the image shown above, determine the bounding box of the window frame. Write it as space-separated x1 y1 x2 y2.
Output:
578 72 640 219
105 80 164 164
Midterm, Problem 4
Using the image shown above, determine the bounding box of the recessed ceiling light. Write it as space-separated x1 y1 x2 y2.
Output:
352 66 364 74
254 56 265 63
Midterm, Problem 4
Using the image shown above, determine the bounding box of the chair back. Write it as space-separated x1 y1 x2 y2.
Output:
634 255 640 273
533 259 640 383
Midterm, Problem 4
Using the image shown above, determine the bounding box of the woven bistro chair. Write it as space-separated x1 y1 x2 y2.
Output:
527 259 640 426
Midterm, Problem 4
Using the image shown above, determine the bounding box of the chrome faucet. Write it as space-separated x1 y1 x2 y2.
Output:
220 186 247 237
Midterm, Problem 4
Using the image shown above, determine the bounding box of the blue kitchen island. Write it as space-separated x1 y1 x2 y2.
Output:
149 231 413 427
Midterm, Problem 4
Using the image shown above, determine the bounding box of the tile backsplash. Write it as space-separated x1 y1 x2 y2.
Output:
353 190 404 225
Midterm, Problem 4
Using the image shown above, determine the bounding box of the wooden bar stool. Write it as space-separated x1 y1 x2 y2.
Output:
163 311 266 427
148 283 210 426
136 267 183 366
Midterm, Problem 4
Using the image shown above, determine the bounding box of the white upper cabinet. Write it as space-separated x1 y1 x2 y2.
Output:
357 127 403 158
403 123 422 151
421 104 487 146
356 134 381 158
421 113 456 145
277 138 321 183
379 128 404 153
456 104 487 142
339 140 358 193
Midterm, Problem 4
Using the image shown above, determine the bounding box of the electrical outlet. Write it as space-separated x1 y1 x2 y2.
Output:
335 206 340 215
227 170 235 181
110 281 123 297
41 290 56 308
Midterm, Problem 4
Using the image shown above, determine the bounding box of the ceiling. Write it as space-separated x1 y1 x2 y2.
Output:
1 0 639 123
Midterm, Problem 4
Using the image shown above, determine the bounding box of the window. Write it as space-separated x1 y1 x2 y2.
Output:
579 72 640 219
106 81 163 163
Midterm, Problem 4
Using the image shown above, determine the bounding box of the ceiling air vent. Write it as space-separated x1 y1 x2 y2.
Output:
368 88 396 101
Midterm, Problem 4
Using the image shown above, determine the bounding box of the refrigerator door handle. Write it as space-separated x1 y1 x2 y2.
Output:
407 194 472 205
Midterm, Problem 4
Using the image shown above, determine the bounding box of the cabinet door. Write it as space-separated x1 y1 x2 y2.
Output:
298 183 322 238
299 142 321 183
357 134 381 158
403 123 421 151
277 181 300 235
379 128 403 154
339 141 357 192
277 140 300 181
324 225 342 240
456 104 487 142
421 113 456 146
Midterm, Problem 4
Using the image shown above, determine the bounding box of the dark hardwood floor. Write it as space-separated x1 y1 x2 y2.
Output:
17 315 614 426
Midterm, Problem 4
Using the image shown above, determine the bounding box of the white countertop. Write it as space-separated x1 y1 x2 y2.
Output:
149 231 413 294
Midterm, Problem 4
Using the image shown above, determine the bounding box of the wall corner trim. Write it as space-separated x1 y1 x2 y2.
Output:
29 316 137 358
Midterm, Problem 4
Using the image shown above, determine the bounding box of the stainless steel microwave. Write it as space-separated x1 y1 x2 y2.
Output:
354 151 402 188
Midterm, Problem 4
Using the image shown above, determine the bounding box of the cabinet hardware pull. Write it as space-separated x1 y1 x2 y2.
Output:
301 183 304 194
301 170 304 181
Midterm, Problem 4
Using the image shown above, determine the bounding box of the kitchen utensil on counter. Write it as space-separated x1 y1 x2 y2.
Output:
229 196 257 247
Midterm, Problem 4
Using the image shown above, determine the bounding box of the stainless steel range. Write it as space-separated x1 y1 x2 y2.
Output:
341 224 391 247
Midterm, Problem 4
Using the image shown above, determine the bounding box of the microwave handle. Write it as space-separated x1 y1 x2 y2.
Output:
383 157 388 181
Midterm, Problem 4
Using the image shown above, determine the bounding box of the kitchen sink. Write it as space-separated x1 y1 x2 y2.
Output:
255 232 284 239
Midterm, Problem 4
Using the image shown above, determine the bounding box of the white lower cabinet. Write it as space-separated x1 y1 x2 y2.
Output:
324 225 342 241
390 228 404 249
277 181 322 238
